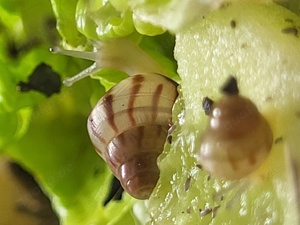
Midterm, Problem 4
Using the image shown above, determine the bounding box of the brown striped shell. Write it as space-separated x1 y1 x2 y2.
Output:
88 73 178 199
198 77 273 180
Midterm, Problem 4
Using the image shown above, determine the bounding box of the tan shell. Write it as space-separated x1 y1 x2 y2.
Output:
198 94 273 180
88 73 178 199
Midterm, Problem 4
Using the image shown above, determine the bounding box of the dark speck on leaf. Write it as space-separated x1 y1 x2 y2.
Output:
17 63 62 97
230 20 236 28
185 176 192 191
284 18 294 23
186 207 191 214
196 164 203 169
207 175 211 181
202 97 214 115
241 43 247 48
281 27 298 37
219 2 232 9
274 137 283 144
167 135 172 144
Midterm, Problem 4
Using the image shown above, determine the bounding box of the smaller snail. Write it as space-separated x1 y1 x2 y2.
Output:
88 73 178 199
198 76 273 180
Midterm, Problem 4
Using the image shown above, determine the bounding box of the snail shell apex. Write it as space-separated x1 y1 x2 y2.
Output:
88 73 178 199
198 78 273 180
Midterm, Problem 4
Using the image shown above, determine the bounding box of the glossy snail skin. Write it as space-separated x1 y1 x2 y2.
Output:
88 73 178 199
198 77 273 180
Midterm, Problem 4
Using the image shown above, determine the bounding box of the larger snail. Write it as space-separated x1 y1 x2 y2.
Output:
198 76 273 180
88 73 178 199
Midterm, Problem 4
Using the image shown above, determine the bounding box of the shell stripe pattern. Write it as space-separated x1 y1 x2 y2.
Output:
87 73 178 158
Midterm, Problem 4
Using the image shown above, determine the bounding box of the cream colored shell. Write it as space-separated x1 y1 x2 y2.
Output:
88 73 178 199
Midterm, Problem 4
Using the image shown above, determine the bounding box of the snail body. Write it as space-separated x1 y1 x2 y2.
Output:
198 77 273 180
88 73 178 199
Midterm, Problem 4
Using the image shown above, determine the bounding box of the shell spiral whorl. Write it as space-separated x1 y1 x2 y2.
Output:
198 77 273 180
88 73 178 199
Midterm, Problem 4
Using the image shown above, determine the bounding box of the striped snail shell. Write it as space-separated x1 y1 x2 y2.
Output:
88 73 178 199
198 76 273 180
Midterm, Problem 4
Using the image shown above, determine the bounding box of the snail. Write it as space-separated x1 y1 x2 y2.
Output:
198 76 273 180
50 38 169 86
88 73 178 199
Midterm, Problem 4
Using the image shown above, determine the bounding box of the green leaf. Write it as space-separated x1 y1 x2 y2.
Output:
3 0 299 224
76 0 135 40
5 79 137 225
51 0 86 46
139 33 178 81
0 108 32 151
149 2 300 224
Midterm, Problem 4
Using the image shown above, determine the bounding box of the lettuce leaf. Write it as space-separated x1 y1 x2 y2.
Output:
1 0 299 225
0 0 177 224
